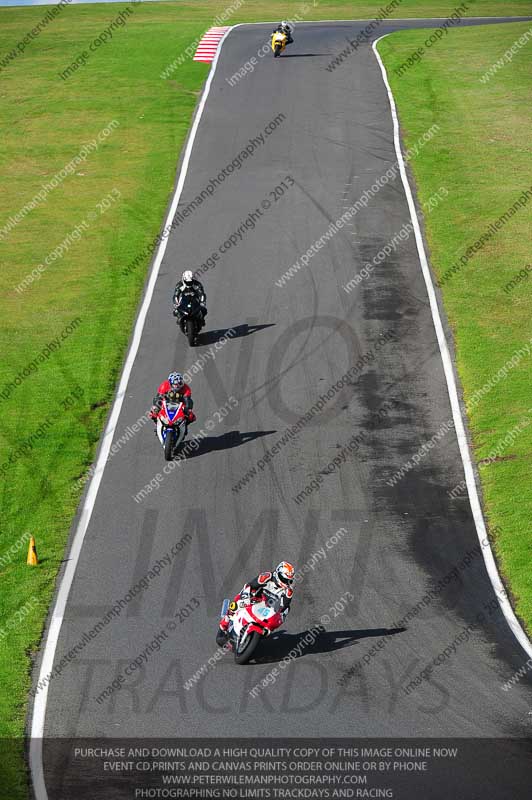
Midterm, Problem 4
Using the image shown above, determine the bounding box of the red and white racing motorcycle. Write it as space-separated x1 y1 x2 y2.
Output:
155 396 188 461
220 586 285 664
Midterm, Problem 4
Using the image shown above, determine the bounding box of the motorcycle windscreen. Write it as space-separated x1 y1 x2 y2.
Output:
262 590 283 611
178 291 200 314
165 402 183 422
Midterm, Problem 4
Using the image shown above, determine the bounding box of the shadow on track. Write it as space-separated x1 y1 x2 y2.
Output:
197 323 275 346
183 429 276 458
251 627 406 664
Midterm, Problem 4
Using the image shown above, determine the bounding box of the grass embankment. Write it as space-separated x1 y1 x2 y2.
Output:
0 3 215 795
378 21 532 631
0 0 530 796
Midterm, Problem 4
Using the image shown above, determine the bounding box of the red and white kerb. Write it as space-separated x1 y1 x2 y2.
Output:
193 27 231 63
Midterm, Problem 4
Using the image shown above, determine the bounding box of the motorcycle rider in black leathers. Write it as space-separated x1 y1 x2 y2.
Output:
273 20 294 45
173 270 207 323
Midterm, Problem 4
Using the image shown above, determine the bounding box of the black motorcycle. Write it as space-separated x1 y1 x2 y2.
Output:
174 289 204 346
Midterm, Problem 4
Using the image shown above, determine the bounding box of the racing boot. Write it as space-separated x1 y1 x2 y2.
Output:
216 616 230 647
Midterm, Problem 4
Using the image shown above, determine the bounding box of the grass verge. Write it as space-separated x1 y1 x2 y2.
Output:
377 20 532 632
0 0 530 796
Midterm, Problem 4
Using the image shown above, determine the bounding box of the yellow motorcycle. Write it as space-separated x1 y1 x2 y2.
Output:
271 31 287 57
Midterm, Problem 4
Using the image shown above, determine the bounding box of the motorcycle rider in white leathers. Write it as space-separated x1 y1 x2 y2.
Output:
216 561 295 646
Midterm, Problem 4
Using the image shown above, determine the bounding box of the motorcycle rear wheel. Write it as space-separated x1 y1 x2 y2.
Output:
234 630 261 664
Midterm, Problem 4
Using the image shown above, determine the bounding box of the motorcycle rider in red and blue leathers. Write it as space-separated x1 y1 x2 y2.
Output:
149 372 195 427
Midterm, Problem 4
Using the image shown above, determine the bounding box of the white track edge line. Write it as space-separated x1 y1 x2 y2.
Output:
372 34 532 662
28 25 236 800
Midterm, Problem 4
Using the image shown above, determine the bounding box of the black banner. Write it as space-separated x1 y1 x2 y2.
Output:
14 737 532 799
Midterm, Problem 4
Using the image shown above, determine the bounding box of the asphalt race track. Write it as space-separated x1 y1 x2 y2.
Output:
32 17 532 799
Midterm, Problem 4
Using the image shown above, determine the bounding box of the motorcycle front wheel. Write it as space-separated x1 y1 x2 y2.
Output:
274 45 281 57
164 431 174 461
185 319 196 347
234 630 261 664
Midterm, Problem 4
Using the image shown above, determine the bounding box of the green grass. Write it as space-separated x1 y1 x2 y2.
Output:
0 0 531 796
378 21 532 629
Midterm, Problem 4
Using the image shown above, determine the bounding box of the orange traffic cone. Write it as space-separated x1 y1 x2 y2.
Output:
27 536 38 566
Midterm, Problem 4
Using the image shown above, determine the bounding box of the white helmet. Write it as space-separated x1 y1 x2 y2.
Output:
281 20 287 26
182 270 194 285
